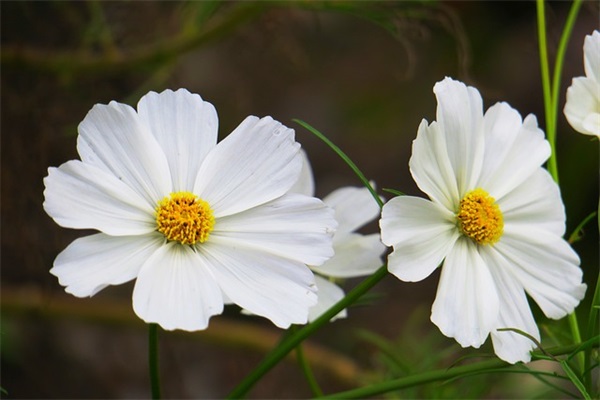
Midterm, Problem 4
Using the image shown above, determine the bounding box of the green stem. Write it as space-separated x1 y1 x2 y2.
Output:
536 0 585 375
555 0 585 375
317 342 598 399
296 338 324 397
566 313 584 373
550 0 582 145
568 211 598 244
293 119 383 208
585 269 600 394
149 323 162 399
536 0 557 182
227 266 388 399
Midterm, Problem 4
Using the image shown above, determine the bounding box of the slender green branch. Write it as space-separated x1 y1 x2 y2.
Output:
296 340 324 397
317 341 598 399
536 0 557 182
560 359 591 400
293 119 383 209
149 323 162 400
568 211 598 244
557 0 585 375
459 365 578 398
550 0 582 143
227 266 389 398
585 270 600 393
536 0 585 378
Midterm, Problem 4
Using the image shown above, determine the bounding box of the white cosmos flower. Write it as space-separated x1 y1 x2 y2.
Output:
564 30 600 137
43 89 337 331
379 77 587 363
291 152 386 322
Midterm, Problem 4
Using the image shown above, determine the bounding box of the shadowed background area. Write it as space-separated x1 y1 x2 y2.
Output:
2 1 598 398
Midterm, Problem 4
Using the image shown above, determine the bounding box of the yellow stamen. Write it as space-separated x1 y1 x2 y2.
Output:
156 192 215 245
456 188 503 245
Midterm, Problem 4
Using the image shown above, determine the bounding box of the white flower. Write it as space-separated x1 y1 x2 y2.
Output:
379 77 586 363
292 152 386 322
564 30 600 137
44 89 336 331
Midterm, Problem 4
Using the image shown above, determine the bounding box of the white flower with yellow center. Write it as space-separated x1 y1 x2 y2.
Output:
379 77 587 363
564 30 600 137
290 152 386 322
43 89 336 331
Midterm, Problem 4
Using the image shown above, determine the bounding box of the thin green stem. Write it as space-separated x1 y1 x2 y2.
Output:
296 338 324 397
556 0 585 375
536 0 585 377
227 266 388 399
536 0 557 182
550 0 582 142
149 323 161 400
568 211 598 244
560 359 591 400
585 270 600 394
317 342 598 399
566 313 585 374
293 119 383 209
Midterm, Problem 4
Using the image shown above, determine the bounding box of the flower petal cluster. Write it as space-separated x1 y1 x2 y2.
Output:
564 30 600 137
291 152 386 322
44 89 336 331
380 77 587 363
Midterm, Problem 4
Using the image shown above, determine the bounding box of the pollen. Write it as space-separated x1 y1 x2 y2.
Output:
156 192 215 245
456 188 503 245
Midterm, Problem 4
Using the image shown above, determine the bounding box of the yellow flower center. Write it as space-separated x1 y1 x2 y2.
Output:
456 188 503 245
156 192 215 245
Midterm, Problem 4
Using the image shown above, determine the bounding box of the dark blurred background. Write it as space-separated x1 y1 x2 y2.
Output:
2 1 598 398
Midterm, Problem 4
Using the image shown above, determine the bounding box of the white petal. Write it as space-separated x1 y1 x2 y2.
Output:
194 116 301 217
43 160 156 235
201 241 317 328
323 185 381 234
494 228 586 319
51 232 165 297
289 149 315 196
584 31 600 83
433 77 485 195
481 247 540 364
212 193 336 266
308 275 347 322
582 111 600 135
564 77 600 137
312 233 384 278
77 100 172 207
499 168 565 236
380 196 459 282
137 89 219 192
132 242 224 331
431 238 499 348
479 104 551 198
409 119 460 211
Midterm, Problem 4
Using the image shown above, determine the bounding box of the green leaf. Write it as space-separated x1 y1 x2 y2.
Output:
567 335 600 361
560 360 591 400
